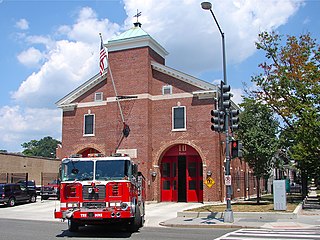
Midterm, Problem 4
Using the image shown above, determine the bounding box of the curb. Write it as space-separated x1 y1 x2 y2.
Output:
178 211 297 220
159 221 243 229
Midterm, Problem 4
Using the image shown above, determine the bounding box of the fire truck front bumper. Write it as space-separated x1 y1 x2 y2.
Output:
55 209 133 220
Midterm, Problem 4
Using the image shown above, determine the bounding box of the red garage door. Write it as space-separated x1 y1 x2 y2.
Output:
161 145 203 202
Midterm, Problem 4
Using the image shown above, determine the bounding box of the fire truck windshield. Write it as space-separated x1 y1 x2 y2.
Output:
61 160 94 181
95 160 131 180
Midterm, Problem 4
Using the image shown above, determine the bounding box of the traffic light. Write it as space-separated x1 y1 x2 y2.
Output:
211 109 225 132
231 140 243 158
230 109 240 131
220 81 231 110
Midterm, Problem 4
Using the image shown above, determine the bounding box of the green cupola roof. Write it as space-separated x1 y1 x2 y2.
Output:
106 22 168 58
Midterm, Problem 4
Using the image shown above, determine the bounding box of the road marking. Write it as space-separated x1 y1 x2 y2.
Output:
215 228 320 240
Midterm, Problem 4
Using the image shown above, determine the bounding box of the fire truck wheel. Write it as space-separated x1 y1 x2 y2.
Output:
7 197 15 207
128 206 142 232
68 219 79 232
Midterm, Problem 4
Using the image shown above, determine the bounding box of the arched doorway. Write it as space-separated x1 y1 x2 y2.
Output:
78 148 100 157
160 144 203 202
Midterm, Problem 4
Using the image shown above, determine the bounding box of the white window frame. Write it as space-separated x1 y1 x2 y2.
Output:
83 114 95 136
172 106 186 131
162 85 172 95
94 92 103 102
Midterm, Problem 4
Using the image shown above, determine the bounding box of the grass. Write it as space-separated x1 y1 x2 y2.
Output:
186 194 302 213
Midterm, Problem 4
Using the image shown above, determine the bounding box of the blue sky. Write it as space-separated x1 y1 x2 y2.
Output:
0 0 319 152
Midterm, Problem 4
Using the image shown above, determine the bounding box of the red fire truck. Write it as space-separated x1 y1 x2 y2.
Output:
54 153 146 232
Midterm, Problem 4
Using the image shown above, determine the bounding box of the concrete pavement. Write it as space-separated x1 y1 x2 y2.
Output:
160 205 320 229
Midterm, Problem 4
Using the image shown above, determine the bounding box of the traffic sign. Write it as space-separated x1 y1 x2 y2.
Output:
205 177 215 188
225 175 232 186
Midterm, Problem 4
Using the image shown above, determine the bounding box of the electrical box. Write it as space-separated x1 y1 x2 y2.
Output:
273 180 287 210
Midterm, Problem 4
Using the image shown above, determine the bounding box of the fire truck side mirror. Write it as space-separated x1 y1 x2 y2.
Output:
132 164 138 177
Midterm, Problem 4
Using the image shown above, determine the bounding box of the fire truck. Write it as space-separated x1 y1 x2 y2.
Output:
54 153 146 232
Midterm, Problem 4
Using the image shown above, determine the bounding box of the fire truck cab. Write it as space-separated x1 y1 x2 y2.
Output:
54 154 146 232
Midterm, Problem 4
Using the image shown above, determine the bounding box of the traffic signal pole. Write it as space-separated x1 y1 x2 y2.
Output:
201 1 234 223
224 108 233 223
215 10 234 224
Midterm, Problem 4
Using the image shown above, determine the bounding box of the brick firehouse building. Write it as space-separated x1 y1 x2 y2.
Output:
56 22 257 203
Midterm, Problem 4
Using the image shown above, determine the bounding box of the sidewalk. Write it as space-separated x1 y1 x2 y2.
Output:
160 190 320 229
160 206 320 229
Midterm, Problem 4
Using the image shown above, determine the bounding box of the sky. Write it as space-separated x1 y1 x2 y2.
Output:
0 0 319 153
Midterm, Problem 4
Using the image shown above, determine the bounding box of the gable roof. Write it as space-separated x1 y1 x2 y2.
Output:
56 71 107 110
151 61 215 91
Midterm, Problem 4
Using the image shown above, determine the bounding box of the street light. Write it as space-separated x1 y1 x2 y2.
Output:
201 1 234 223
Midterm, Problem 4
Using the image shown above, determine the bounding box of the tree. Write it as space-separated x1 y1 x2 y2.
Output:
238 97 279 203
21 136 61 158
248 31 320 197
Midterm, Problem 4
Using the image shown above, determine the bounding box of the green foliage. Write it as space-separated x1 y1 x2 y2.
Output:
238 98 279 179
249 31 320 195
21 136 61 158
252 32 320 128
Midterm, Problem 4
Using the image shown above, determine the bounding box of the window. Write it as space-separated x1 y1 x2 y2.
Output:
172 106 186 130
189 180 196 190
162 163 171 177
95 92 103 102
84 114 95 136
162 85 172 95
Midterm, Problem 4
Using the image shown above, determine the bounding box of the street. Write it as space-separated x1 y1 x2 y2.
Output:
0 218 232 240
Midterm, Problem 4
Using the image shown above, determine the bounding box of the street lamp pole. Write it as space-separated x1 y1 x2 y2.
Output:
201 1 234 223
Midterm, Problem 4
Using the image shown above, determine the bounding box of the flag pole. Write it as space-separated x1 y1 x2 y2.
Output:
99 33 125 125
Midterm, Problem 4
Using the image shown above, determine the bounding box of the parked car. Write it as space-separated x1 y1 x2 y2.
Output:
17 180 41 195
17 180 36 190
0 183 37 207
40 179 60 200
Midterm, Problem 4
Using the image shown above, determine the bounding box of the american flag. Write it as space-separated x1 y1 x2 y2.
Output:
99 35 106 75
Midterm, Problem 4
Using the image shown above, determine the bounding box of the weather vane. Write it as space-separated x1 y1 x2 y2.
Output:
134 9 141 23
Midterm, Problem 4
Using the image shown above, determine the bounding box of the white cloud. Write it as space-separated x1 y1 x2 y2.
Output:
17 47 44 67
0 105 61 152
15 18 29 30
231 88 244 105
123 0 303 75
57 7 120 43
12 8 120 108
12 40 97 108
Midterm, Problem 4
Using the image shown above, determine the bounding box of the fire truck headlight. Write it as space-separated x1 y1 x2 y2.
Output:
120 202 128 210
67 202 79 208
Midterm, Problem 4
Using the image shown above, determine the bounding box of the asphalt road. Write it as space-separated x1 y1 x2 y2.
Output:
0 218 233 240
